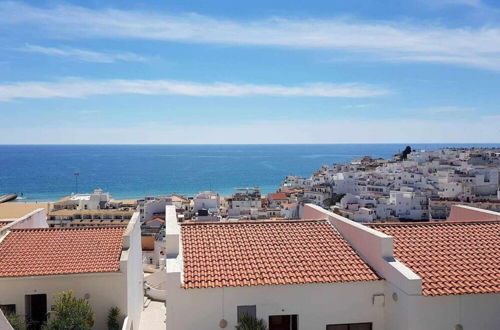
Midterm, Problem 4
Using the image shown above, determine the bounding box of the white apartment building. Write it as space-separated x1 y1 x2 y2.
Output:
54 188 112 211
331 172 360 194
280 203 299 219
165 204 500 330
281 175 310 190
227 188 262 219
139 196 172 222
0 211 144 330
386 189 428 220
193 191 220 213
193 191 220 221
166 216 384 330
303 185 331 206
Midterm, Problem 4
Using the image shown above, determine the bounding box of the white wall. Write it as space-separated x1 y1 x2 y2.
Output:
0 211 144 330
143 199 169 222
0 273 127 330
166 279 385 330
0 309 14 330
303 204 422 296
304 204 500 330
384 282 500 330
165 205 180 257
123 212 144 330
8 208 47 230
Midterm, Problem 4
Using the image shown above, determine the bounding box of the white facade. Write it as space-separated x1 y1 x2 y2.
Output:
193 191 220 213
140 196 171 222
164 203 500 330
0 273 128 329
303 204 500 330
166 280 385 330
58 188 112 210
352 207 375 222
388 190 428 220
227 190 262 219
0 212 144 330
193 191 221 221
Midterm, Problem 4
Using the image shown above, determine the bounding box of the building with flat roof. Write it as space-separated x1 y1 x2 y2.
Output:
47 208 134 227
0 202 51 221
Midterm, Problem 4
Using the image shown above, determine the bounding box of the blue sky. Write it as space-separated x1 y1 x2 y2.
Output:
0 0 499 143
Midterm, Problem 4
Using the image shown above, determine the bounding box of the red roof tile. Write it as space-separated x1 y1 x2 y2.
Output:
0 226 126 277
0 221 10 228
268 193 288 200
146 217 166 224
369 222 500 296
181 220 380 289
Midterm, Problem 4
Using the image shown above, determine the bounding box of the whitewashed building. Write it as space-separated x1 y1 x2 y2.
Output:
165 204 500 330
193 191 220 221
0 212 144 330
227 188 262 219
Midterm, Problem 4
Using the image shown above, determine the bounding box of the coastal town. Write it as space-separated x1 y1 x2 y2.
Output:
3 0 500 328
0 147 499 330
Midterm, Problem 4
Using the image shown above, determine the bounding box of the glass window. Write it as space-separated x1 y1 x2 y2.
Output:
269 315 298 330
326 323 372 330
237 305 256 322
0 304 16 315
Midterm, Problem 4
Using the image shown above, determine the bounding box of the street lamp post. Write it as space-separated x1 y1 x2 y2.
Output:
74 172 80 194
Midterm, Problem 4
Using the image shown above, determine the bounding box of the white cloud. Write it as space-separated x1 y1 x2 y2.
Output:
18 44 148 63
1 2 500 70
424 0 482 8
416 106 475 114
0 78 389 101
1 118 498 144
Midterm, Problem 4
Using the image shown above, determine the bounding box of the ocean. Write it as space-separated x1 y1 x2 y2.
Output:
1 144 499 201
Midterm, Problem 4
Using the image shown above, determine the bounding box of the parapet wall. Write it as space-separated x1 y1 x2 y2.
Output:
448 205 500 222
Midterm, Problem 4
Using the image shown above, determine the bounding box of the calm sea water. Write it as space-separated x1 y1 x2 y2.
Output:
0 144 499 201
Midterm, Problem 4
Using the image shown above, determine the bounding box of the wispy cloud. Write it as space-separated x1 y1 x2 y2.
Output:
1 2 500 70
418 106 475 114
423 0 482 8
17 44 148 63
1 118 498 144
0 78 389 101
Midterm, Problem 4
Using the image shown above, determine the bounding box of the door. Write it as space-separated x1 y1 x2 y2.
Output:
269 315 298 330
25 294 47 330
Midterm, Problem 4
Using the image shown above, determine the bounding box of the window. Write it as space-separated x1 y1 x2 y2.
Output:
326 323 372 330
237 305 256 322
0 304 16 315
269 315 298 330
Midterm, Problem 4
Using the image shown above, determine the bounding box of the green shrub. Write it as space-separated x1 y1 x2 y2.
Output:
43 290 94 330
107 307 121 330
235 313 268 330
5 313 27 330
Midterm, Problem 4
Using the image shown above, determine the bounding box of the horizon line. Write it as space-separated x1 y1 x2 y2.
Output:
0 143 499 146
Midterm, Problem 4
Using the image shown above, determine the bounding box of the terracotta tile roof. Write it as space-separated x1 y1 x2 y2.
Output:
0 221 11 228
181 220 380 289
268 193 288 200
369 221 500 296
146 217 166 224
0 226 126 277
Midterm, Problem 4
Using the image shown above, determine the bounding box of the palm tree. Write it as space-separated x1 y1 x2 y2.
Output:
235 313 268 330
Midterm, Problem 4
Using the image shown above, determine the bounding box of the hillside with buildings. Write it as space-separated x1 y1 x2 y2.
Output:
280 147 500 222
1 147 499 330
